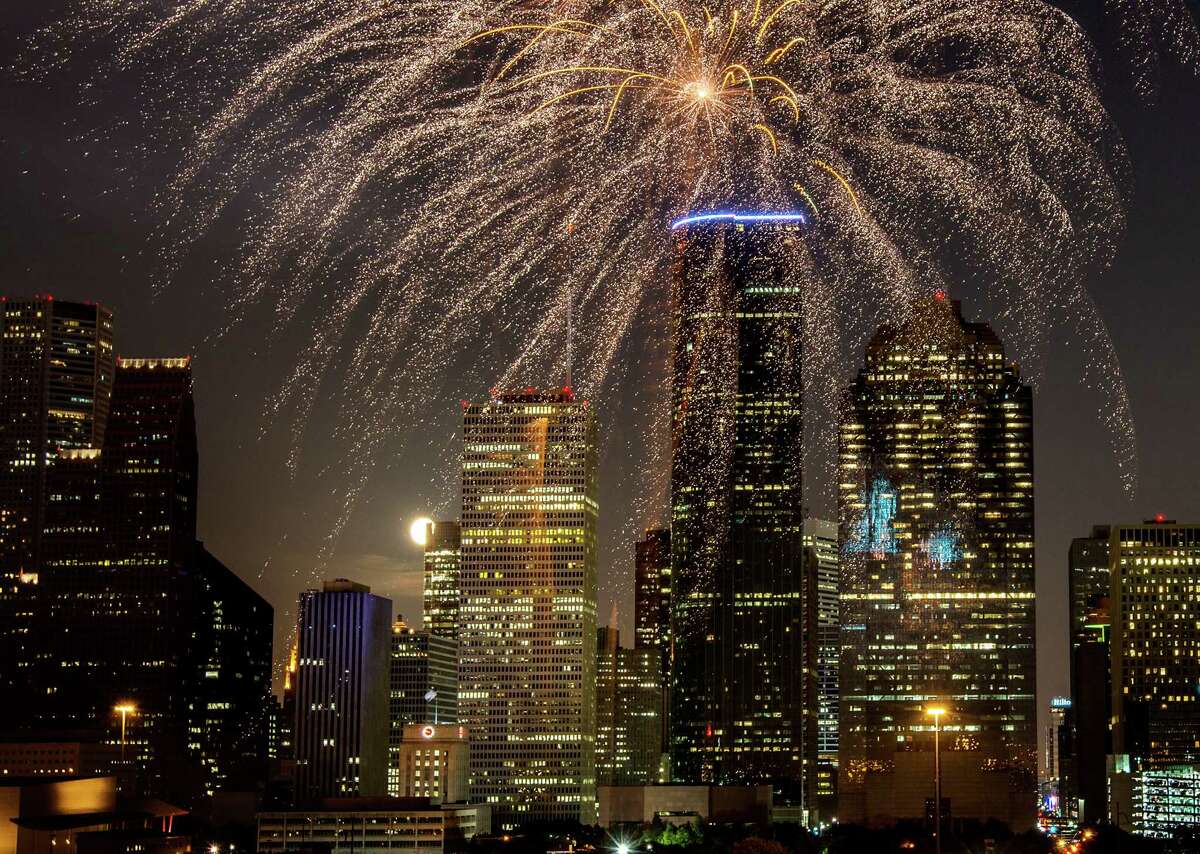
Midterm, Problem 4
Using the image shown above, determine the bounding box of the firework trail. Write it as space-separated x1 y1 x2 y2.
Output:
38 0 1181 583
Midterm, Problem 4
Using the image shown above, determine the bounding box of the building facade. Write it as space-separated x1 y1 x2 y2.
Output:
189 542 274 797
389 618 459 797
804 518 839 821
595 627 662 786
422 521 461 640
0 297 114 718
293 579 392 803
257 801 491 854
396 724 470 804
668 215 814 806
838 293 1037 828
634 528 671 766
458 389 598 826
1110 521 1200 769
1066 525 1113 824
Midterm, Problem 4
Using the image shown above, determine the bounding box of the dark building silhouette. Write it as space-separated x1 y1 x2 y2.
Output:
190 542 274 796
35 358 198 796
1066 526 1112 824
668 215 815 810
0 296 113 713
293 579 391 803
838 294 1037 828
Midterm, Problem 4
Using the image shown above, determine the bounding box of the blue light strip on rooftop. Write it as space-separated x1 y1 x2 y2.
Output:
670 211 808 230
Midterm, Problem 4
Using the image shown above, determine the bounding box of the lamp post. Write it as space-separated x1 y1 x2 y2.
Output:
114 704 136 762
927 706 947 854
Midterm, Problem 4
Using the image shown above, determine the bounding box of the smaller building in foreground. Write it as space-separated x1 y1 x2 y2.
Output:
597 785 771 829
1109 761 1200 839
396 725 469 805
256 798 490 854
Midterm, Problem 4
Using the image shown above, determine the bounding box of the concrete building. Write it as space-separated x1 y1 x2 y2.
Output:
597 784 772 828
256 799 490 854
595 628 662 786
395 725 469 804
293 580 391 803
1110 520 1200 770
458 389 598 827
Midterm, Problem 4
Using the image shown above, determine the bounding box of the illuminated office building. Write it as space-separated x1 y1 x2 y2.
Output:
1066 526 1113 824
838 293 1037 828
389 617 458 797
458 389 598 827
1110 520 1200 769
804 518 839 820
595 627 662 786
634 528 671 759
396 723 470 804
189 543 274 797
422 521 461 639
0 296 113 711
34 359 198 796
293 579 391 803
668 214 816 812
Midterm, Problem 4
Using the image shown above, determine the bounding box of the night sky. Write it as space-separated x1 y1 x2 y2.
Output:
2 1 1198 753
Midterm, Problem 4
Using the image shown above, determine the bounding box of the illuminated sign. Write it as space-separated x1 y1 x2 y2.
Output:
670 211 809 231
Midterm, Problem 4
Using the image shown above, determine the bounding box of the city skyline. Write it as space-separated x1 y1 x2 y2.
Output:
3 1 1200 791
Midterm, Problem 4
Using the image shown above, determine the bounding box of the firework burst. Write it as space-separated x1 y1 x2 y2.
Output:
38 0 1164 580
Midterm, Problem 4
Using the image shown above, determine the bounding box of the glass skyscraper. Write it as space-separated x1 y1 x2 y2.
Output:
668 214 814 808
422 521 461 639
838 293 1037 828
458 389 598 827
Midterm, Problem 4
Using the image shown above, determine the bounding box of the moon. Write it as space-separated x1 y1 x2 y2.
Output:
409 516 433 547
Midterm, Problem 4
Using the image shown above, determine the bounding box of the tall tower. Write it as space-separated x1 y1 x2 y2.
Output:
838 293 1037 828
389 616 458 797
634 528 671 765
293 579 391 803
422 521 461 639
36 358 198 796
668 213 813 804
1110 519 1200 768
0 296 114 706
458 389 598 827
1067 525 1112 824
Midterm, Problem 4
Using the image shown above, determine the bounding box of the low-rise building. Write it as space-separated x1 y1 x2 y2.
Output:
597 785 771 828
396 725 468 805
256 798 490 854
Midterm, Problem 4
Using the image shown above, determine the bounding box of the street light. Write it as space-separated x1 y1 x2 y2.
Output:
927 706 947 854
113 704 137 762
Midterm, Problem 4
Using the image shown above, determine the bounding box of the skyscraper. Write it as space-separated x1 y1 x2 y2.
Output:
1110 520 1200 769
458 389 598 826
422 521 461 640
1067 526 1113 824
189 542 274 797
35 357 199 798
389 616 459 797
595 627 663 786
293 579 391 803
668 214 813 805
634 528 671 657
0 296 113 710
634 528 671 763
804 517 840 821
838 293 1037 828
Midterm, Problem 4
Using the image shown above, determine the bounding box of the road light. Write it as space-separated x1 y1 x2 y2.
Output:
113 704 137 762
927 706 947 854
